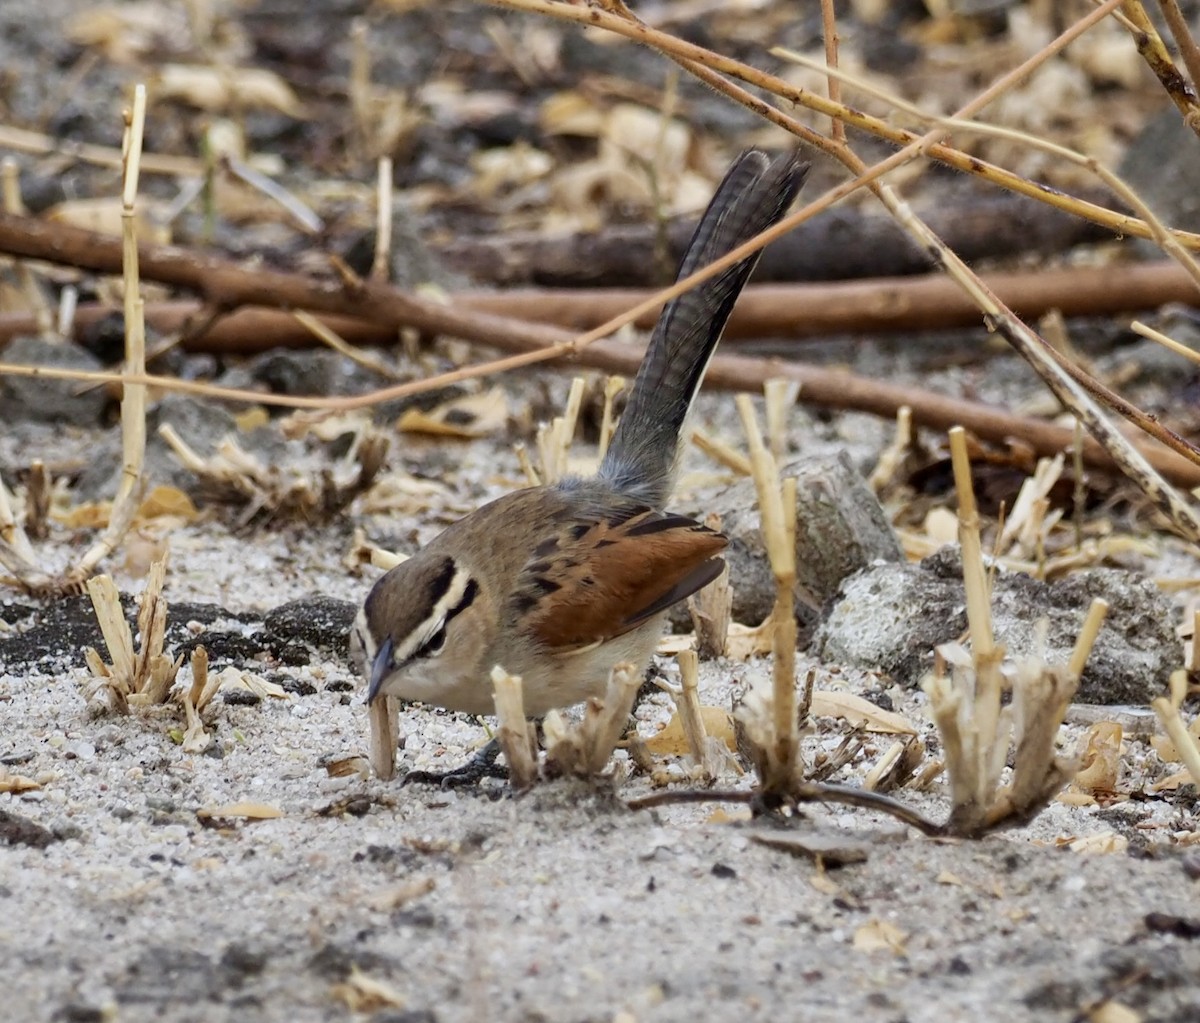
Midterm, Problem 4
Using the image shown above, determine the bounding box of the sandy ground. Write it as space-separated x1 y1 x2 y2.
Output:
3 388 1200 1023
2 1 1200 1019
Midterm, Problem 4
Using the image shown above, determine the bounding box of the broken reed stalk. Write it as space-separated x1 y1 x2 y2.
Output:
543 661 641 778
923 430 1109 836
368 695 401 781
70 84 150 587
669 649 711 776
491 666 538 791
1151 670 1200 790
1 157 52 337
83 554 181 715
596 375 625 464
370 155 393 282
536 375 587 483
181 645 224 753
948 427 1003 791
764 378 800 462
687 549 732 659
690 428 752 476
735 394 800 793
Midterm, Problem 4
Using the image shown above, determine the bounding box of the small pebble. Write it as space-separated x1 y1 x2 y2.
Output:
1183 850 1200 880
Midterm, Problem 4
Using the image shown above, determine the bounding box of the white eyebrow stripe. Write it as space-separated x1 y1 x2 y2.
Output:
391 566 473 664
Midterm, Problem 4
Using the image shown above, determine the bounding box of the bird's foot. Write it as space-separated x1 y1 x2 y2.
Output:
402 738 508 789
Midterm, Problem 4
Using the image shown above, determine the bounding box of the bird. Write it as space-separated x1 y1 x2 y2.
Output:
351 148 809 784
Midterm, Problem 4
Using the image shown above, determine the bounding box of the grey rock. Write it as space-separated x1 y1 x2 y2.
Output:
1120 107 1200 260
681 453 901 631
263 595 357 658
0 336 107 426
73 393 239 499
814 548 1175 704
251 348 377 398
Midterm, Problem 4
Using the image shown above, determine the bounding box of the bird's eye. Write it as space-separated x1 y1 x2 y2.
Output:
417 623 447 659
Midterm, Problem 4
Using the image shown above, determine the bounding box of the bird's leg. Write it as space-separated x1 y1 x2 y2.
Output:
402 737 507 788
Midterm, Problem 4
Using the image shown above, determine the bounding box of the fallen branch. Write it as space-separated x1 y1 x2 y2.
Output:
435 192 1111 287
6 256 1195 349
1 216 1199 491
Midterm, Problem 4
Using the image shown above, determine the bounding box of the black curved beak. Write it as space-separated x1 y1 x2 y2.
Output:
367 636 394 705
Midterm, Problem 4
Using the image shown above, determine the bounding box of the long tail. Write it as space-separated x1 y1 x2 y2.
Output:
598 149 809 507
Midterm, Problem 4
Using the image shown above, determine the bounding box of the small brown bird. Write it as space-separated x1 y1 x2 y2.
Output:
351 149 808 783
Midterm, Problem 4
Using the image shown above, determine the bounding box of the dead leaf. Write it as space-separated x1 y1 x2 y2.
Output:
396 387 508 438
57 486 199 529
853 919 908 956
1089 1001 1143 1023
0 768 40 794
367 877 435 912
724 621 775 660
331 967 405 1013
234 407 270 432
46 198 170 244
1073 721 1123 795
1149 770 1196 793
644 705 736 755
1062 831 1128 855
324 755 371 779
196 802 283 822
809 691 917 735
155 64 307 117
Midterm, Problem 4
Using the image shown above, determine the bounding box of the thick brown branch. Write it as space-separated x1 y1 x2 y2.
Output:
2 212 1199 488
436 193 1112 287
1 258 1192 350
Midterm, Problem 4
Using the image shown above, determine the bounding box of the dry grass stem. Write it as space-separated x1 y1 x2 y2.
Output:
1151 670 1200 790
734 395 800 793
370 155 394 282
292 309 401 380
690 427 752 476
67 85 150 589
491 666 539 791
1157 0 1200 97
1120 0 1200 136
868 406 914 493
1131 320 1200 367
543 661 641 778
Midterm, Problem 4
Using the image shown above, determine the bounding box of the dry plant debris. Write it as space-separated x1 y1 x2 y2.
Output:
83 556 181 716
921 429 1111 837
158 423 388 527
542 661 641 780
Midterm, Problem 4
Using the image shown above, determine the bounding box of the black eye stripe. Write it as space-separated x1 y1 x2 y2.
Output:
427 557 458 606
418 623 447 658
443 578 479 626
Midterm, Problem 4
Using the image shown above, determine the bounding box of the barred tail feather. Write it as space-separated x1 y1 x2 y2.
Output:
598 149 809 507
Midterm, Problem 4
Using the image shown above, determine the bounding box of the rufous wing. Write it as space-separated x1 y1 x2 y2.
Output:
515 509 728 653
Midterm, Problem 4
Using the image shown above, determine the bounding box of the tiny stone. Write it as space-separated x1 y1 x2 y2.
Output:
1183 851 1200 881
